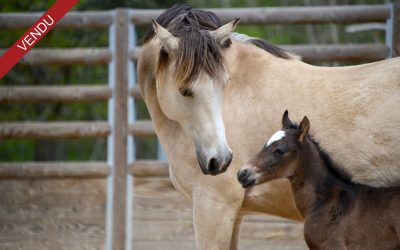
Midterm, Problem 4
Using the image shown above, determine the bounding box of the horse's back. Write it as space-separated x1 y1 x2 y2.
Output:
300 58 400 187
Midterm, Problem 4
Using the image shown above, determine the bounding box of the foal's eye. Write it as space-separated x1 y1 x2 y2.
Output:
179 88 194 97
274 149 286 156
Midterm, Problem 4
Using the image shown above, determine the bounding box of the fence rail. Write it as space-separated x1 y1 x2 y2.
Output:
0 85 142 103
0 162 110 178
0 122 110 139
0 121 156 138
130 5 390 25
129 121 156 137
0 11 114 29
0 161 168 178
282 44 388 62
0 48 111 65
0 86 111 103
129 160 169 177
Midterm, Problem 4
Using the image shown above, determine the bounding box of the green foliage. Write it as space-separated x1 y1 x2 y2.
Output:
0 140 34 161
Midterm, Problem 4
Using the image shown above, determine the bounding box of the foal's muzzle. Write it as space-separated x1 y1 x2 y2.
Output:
237 165 256 188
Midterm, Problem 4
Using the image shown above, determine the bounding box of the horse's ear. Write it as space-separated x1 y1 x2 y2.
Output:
210 18 239 44
152 20 179 52
282 110 294 129
297 116 310 145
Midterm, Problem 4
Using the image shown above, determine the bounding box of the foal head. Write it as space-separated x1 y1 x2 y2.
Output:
238 111 310 188
145 5 238 175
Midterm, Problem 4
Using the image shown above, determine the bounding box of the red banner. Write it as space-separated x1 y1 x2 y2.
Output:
0 0 79 79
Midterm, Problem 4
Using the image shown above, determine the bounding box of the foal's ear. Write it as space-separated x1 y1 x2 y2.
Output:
282 110 294 129
297 116 310 145
209 18 239 44
152 20 179 52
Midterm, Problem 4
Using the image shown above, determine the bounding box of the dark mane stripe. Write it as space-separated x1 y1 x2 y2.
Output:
248 38 292 60
312 139 353 184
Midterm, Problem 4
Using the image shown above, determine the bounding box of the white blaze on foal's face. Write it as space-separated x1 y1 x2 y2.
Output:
266 130 286 147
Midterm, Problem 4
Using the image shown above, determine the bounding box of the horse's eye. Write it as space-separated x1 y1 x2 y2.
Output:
179 88 194 97
274 149 286 156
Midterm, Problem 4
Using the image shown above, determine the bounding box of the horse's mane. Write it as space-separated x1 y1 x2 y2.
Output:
230 33 293 60
142 4 294 89
289 123 353 184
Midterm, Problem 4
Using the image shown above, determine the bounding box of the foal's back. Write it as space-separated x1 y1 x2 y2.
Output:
306 183 400 250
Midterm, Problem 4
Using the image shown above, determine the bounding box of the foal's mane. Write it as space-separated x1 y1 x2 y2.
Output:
314 141 353 184
289 124 353 184
142 4 293 89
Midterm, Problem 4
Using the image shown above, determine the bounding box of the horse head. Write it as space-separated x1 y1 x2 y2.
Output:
149 6 239 175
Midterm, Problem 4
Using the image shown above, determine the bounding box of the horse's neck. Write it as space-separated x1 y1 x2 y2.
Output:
289 140 348 217
138 43 182 151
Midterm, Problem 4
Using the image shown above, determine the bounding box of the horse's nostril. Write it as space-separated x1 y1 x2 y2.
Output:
237 169 248 181
208 158 220 174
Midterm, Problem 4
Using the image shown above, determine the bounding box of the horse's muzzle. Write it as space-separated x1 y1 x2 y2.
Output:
237 166 256 188
196 150 233 176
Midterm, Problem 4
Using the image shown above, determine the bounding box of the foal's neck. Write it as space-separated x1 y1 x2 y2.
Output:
289 139 354 217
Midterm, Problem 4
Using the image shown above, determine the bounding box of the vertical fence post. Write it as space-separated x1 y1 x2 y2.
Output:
106 8 129 250
386 2 394 58
392 1 400 57
125 10 136 250
387 1 400 58
157 141 168 161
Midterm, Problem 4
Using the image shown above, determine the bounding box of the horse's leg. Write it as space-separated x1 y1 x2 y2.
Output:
229 215 244 250
192 189 243 250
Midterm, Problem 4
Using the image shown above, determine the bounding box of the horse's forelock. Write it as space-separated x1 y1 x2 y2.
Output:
143 4 192 43
151 4 227 89
174 29 225 88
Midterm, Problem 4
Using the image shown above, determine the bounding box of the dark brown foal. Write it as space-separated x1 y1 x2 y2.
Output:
238 111 400 250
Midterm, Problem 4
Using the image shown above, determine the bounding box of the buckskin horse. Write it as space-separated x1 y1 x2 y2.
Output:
238 111 400 249
137 4 400 249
